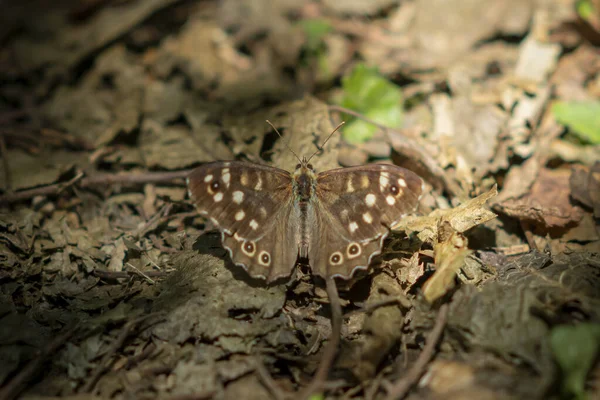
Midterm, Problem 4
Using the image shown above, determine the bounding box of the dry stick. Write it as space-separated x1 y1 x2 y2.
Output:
0 133 12 192
254 357 287 400
0 326 78 400
0 169 193 204
328 105 460 197
298 276 343 399
383 303 450 400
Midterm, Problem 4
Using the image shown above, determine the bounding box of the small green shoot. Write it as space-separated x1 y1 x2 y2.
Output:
552 101 600 144
550 323 600 400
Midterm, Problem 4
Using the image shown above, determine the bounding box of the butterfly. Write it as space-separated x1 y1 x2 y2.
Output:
186 125 424 282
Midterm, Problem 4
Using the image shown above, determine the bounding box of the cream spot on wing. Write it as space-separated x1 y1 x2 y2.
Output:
214 192 223 202
398 178 407 187
349 221 358 233
232 190 244 204
240 173 249 187
340 209 349 220
386 195 396 205
210 217 218 225
233 232 243 241
255 176 262 191
346 178 354 192
361 175 369 188
235 210 245 221
363 212 373 224
365 193 376 207
204 174 213 183
250 219 259 230
222 168 230 188
379 172 390 192
259 207 267 218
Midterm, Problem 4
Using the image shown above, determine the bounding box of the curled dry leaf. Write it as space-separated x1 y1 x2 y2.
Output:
395 185 498 244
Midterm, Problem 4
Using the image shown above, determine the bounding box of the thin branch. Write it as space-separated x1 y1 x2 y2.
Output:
254 356 288 400
0 132 12 192
0 169 193 204
92 269 167 280
298 277 343 399
383 303 449 400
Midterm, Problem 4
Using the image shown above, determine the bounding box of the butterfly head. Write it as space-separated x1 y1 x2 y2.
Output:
293 157 317 201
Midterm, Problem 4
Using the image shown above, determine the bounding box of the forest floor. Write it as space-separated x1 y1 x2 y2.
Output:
0 1 599 399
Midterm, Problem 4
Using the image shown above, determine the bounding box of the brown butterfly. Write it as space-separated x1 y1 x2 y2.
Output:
187 124 424 282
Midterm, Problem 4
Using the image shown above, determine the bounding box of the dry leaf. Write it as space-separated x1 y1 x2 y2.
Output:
423 221 471 303
495 168 584 229
396 185 498 244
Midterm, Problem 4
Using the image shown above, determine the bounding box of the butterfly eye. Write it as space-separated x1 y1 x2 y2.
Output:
295 163 301 169
307 163 313 170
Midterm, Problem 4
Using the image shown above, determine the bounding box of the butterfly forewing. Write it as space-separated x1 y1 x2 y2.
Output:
309 164 424 278
187 161 297 279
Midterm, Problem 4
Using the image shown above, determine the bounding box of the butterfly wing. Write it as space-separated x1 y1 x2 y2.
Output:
309 164 424 278
187 161 299 281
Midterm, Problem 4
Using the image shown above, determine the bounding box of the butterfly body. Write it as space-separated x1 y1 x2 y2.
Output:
187 158 423 282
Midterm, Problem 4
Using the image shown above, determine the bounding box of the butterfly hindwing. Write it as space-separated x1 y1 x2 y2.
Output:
221 201 300 281
309 164 424 278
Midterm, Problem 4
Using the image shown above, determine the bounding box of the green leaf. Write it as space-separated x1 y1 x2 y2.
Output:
550 323 600 400
338 64 403 143
308 394 324 400
552 101 600 144
576 0 594 20
300 19 332 52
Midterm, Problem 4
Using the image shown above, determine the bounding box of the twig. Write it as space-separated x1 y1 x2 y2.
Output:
0 169 192 204
254 356 288 400
92 269 167 280
298 277 343 399
126 262 156 284
0 325 78 400
0 132 12 192
328 105 460 197
383 303 450 400
56 171 85 194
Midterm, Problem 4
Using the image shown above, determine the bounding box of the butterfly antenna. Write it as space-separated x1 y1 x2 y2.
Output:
265 120 302 163
306 121 345 163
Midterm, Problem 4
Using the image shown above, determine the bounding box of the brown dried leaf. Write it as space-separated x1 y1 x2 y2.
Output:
423 221 471 303
397 185 498 244
495 168 585 229
570 162 600 218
